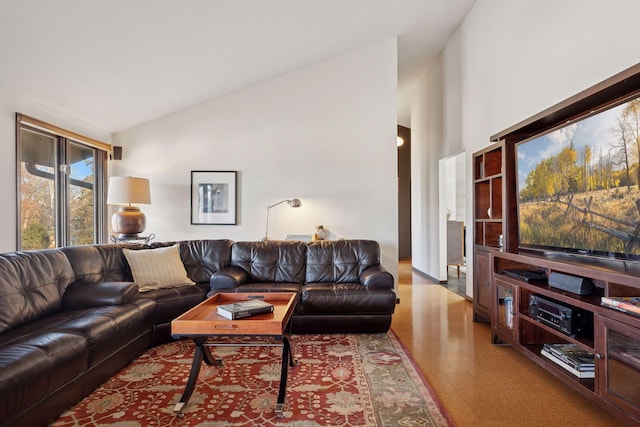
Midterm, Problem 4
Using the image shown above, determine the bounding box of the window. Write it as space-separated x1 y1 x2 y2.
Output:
16 114 109 249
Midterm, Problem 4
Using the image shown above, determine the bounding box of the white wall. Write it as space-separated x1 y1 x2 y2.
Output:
410 56 444 280
411 0 640 295
0 88 111 253
114 39 399 278
455 153 466 221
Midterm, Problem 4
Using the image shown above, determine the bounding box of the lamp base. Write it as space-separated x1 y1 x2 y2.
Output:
112 206 146 238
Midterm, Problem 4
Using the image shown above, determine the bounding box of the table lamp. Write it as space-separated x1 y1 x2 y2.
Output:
107 176 151 238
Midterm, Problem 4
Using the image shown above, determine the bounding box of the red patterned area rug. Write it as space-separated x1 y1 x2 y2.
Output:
51 332 452 426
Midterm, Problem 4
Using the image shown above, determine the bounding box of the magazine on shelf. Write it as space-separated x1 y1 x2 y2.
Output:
217 299 274 320
601 296 640 317
542 343 595 370
541 349 595 379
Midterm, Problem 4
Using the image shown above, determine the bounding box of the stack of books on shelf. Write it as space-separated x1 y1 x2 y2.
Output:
541 343 595 379
601 296 640 317
217 299 274 320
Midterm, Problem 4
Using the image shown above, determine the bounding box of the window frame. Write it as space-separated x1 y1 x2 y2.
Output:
16 114 110 249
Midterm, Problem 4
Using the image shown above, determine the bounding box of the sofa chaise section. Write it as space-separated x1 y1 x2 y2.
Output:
0 249 155 427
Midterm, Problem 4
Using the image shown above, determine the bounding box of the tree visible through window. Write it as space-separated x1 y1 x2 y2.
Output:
17 116 108 249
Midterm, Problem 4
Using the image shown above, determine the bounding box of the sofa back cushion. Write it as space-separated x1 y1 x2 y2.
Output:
0 249 75 334
306 240 381 283
231 241 306 283
62 245 133 284
64 240 234 287
174 240 233 284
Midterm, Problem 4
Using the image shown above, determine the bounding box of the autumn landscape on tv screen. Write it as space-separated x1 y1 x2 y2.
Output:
517 97 640 258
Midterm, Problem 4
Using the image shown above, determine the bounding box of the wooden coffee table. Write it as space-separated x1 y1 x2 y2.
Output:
171 292 298 417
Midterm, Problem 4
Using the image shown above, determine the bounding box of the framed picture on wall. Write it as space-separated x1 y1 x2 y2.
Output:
190 171 237 225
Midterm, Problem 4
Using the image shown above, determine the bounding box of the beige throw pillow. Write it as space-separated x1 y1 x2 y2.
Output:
123 244 195 292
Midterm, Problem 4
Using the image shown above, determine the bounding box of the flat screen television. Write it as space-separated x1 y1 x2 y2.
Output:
516 95 640 262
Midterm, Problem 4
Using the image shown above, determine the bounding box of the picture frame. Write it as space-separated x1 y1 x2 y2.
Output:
190 171 237 225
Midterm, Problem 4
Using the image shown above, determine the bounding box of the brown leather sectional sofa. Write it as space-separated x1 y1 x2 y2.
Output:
0 239 395 427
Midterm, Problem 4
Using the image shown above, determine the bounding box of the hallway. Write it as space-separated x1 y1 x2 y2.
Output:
391 261 617 426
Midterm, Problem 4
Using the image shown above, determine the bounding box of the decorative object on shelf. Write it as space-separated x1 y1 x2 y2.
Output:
314 225 327 241
107 176 151 238
190 171 237 225
263 198 302 241
601 296 640 317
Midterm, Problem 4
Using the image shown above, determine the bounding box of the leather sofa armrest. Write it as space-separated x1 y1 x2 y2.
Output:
209 266 250 293
359 265 394 289
63 281 139 310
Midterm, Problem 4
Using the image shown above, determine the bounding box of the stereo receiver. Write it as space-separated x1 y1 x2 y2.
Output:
528 295 593 338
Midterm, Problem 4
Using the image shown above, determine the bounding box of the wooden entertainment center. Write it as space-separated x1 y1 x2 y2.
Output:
473 63 640 425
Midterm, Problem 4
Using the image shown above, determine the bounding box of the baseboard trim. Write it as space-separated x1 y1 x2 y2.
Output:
410 267 443 284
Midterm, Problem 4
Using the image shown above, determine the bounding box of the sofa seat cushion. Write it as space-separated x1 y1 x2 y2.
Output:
234 283 303 294
5 299 155 368
139 283 208 323
53 300 155 367
301 283 396 315
0 332 87 421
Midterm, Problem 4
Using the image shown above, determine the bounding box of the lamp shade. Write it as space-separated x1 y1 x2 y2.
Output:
107 176 151 205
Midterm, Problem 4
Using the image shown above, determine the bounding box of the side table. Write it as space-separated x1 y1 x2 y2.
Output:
109 234 155 245
171 292 298 417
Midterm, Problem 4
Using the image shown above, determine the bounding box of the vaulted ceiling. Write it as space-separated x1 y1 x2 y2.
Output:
0 0 475 132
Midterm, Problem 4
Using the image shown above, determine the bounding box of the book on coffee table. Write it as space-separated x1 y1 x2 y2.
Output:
217 299 274 319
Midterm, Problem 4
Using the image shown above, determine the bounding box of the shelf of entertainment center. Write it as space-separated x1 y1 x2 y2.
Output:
496 272 603 313
491 250 640 412
492 250 640 296
519 342 597 391
518 309 596 350
493 251 640 331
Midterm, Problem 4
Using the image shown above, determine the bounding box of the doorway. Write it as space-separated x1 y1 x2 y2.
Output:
398 125 411 260
439 152 466 296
